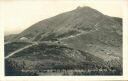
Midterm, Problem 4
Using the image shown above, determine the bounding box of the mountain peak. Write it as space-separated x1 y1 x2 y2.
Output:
7 6 121 43
76 6 91 9
75 6 103 15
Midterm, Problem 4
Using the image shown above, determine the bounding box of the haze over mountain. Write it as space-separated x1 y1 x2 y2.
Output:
5 6 122 76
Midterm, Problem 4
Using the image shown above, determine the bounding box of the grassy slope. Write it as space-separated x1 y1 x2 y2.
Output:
5 43 122 76
4 34 18 42
4 42 32 56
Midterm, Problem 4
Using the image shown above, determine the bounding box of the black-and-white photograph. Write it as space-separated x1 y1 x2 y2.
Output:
3 1 123 76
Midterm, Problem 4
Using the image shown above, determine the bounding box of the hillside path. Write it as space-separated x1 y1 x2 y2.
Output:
5 42 38 59
59 20 103 41
4 42 11 45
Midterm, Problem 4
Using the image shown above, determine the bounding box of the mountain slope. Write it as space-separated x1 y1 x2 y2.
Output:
5 6 122 76
10 6 122 43
10 7 106 40
11 6 122 58
5 43 122 76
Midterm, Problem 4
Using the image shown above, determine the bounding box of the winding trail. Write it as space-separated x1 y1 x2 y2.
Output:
59 19 104 41
5 20 103 60
4 42 11 45
5 42 38 59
